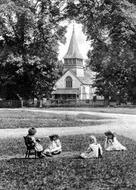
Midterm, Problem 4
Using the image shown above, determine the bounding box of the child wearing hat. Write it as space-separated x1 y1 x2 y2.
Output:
43 135 62 156
104 131 127 151
80 135 103 159
26 127 44 157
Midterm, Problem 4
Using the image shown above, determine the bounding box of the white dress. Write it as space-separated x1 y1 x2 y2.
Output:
31 136 43 152
35 142 43 152
80 143 103 158
43 139 62 154
105 137 127 151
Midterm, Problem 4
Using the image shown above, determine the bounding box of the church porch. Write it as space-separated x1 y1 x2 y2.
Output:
52 88 80 100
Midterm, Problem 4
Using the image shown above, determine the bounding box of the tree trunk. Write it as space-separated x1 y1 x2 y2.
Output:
37 98 43 108
116 95 121 106
16 94 23 107
104 96 110 107
39 99 43 108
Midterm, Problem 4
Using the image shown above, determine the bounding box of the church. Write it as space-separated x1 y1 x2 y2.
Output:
52 26 96 101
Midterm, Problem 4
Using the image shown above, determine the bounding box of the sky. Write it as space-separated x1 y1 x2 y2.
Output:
58 22 91 61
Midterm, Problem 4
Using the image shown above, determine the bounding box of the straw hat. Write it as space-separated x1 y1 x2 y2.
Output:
49 134 59 141
104 131 114 138
28 127 37 136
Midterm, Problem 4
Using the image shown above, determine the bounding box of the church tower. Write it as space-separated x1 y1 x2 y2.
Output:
64 26 84 77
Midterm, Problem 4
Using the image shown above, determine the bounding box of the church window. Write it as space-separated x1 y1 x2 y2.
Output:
66 76 72 88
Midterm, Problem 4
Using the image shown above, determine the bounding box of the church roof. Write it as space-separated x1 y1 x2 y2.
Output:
64 26 83 59
70 69 96 85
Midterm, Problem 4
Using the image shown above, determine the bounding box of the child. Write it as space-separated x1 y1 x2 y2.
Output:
43 135 62 156
80 135 103 159
26 127 44 157
104 131 127 151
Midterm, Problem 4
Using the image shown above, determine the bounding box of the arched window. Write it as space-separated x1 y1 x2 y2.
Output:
66 76 72 88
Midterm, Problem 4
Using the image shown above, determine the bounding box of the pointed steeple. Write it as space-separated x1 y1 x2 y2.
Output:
64 25 83 59
64 23 84 77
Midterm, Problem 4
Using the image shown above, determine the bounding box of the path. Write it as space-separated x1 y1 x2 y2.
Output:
0 108 136 141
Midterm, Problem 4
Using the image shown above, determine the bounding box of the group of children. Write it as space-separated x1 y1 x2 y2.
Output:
26 127 62 158
80 131 126 159
26 127 127 158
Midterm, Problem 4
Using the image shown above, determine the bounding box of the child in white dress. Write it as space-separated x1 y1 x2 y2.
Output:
43 135 62 156
80 136 103 158
104 131 127 151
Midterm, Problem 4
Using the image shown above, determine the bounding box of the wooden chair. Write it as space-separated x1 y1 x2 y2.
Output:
24 136 37 158
98 147 102 158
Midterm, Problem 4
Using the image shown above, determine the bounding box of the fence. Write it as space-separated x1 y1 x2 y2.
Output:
0 99 132 108
46 99 105 107
0 100 21 108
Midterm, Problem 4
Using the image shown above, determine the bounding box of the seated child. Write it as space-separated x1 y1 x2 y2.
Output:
43 135 62 156
80 135 103 159
104 131 127 151
26 127 44 157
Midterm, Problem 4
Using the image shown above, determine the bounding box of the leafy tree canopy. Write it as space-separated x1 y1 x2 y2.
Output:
0 0 66 101
65 0 136 103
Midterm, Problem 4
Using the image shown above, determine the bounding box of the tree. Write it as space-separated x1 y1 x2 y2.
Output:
0 0 66 105
65 0 136 104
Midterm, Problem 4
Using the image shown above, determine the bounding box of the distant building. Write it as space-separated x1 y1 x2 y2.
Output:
53 26 96 100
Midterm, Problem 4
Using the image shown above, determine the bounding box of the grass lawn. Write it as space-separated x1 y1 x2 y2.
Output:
0 110 111 129
50 107 136 115
0 134 136 189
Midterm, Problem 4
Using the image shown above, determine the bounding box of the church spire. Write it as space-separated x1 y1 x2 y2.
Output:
64 24 83 59
64 23 84 77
